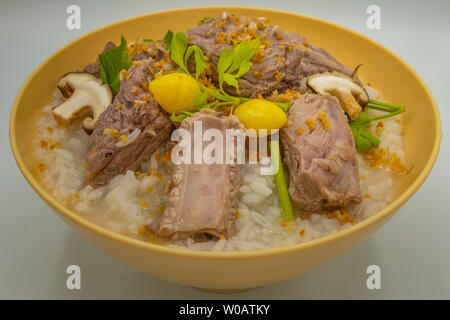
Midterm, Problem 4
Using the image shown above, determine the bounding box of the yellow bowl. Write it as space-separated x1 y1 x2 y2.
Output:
9 7 441 290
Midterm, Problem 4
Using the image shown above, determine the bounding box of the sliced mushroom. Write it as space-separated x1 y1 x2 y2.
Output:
307 71 369 120
52 73 113 132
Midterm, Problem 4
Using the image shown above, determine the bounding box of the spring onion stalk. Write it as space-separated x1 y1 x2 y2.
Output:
365 99 405 122
270 140 294 221
349 99 405 153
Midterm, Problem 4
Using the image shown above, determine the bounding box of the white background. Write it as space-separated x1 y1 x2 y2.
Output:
0 0 449 299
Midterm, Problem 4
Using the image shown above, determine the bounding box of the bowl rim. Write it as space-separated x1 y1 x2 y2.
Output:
9 6 442 260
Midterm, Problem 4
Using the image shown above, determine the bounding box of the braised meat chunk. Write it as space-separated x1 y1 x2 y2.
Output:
281 93 362 211
85 59 172 187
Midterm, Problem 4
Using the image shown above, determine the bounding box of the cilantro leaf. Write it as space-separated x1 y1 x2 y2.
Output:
168 32 205 79
217 37 261 93
233 61 253 78
184 45 205 79
170 32 189 74
163 30 174 50
99 35 132 94
217 48 234 75
222 73 239 91
227 38 260 75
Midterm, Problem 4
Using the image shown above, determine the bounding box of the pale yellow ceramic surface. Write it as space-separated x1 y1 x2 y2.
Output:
9 7 441 290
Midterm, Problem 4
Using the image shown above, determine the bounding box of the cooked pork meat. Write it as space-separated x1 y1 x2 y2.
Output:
186 16 354 98
82 41 166 78
129 40 168 62
281 93 361 211
158 109 244 240
85 58 172 186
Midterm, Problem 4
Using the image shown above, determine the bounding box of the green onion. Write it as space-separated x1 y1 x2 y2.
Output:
349 99 405 153
364 99 405 122
270 140 294 221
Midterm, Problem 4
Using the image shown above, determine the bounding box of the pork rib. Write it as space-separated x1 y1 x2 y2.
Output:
158 109 244 240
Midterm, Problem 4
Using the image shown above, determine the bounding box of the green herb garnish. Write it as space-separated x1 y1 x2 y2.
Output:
99 35 133 95
217 38 260 93
273 101 291 112
170 111 193 123
170 32 188 72
199 17 211 24
193 91 208 111
184 45 206 79
270 139 294 221
168 31 206 79
349 112 380 153
143 38 153 42
350 99 405 153
163 30 174 50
